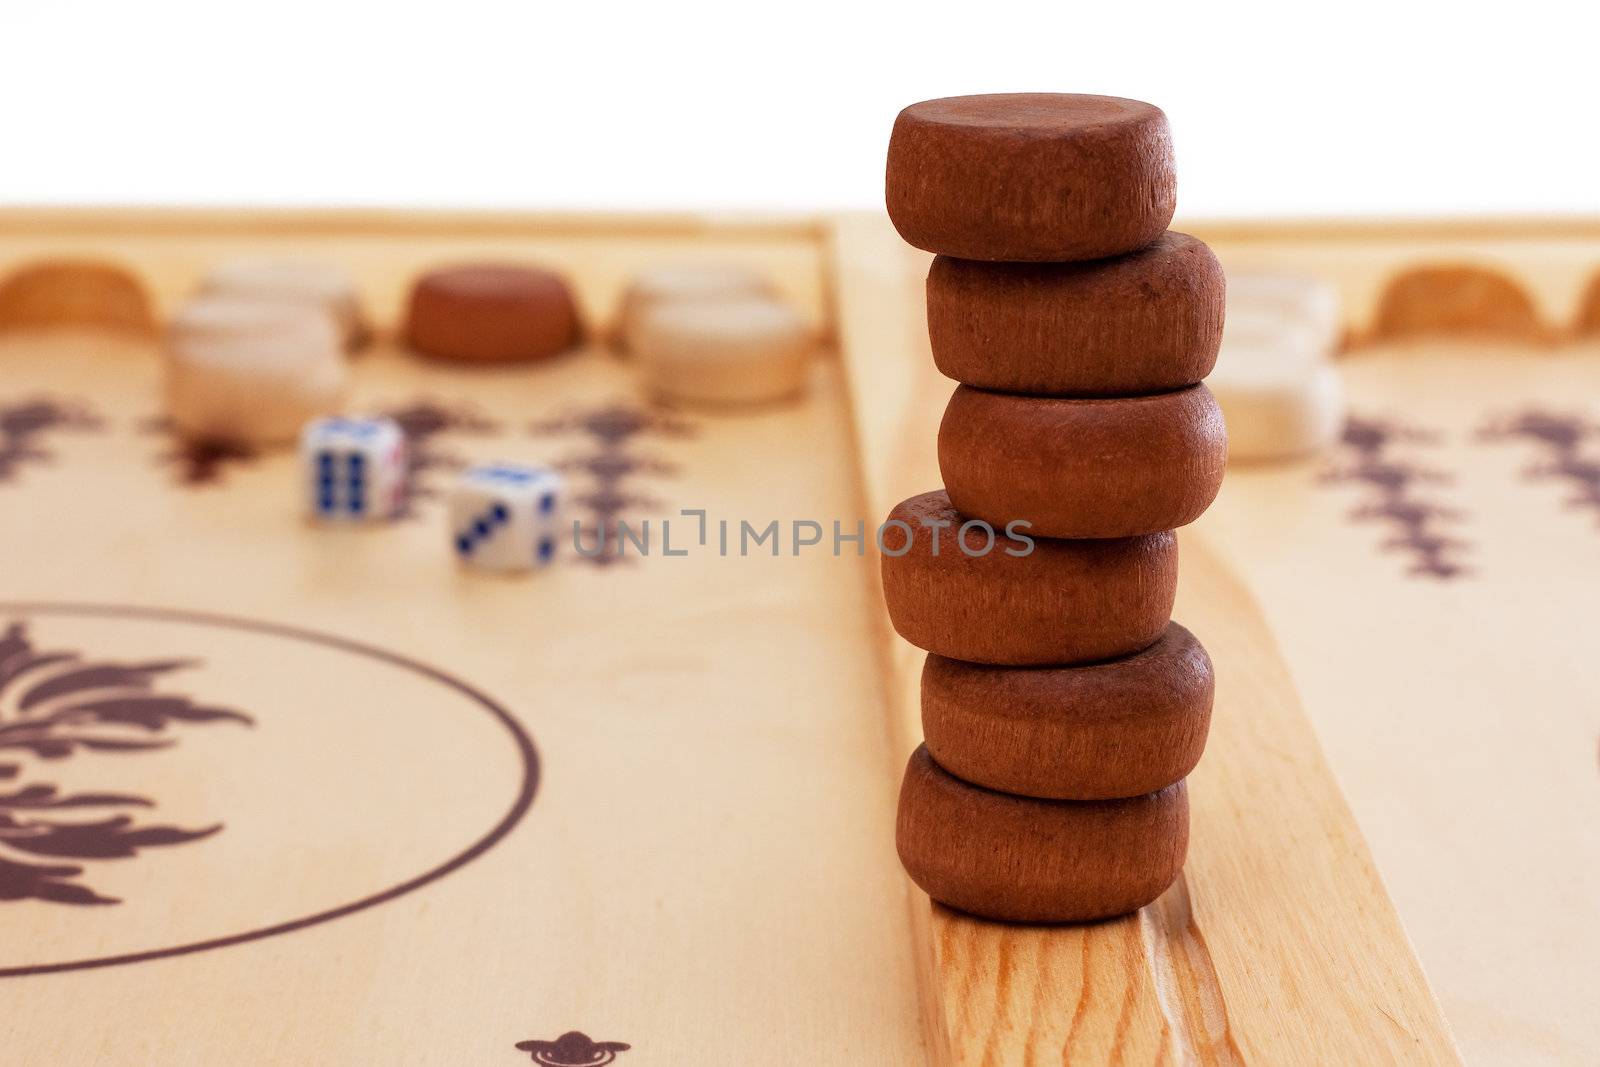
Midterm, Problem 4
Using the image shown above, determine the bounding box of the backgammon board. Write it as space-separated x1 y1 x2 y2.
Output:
4 208 1590 1064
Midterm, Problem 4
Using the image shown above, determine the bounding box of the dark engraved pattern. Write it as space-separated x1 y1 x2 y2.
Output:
1480 409 1600 523
515 1031 631 1066
0 399 101 484
151 398 501 493
0 603 538 979
0 621 251 905
530 403 692 567
146 417 259 486
1322 414 1471 579
379 399 500 517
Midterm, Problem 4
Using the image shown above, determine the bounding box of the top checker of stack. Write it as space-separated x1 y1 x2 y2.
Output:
882 94 1227 922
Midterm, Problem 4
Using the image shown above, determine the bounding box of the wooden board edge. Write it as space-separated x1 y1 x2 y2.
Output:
1180 214 1600 243
0 206 831 241
2 206 1595 243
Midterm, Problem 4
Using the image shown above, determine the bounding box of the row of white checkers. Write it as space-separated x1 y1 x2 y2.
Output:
164 259 817 452
1210 270 1346 462
303 416 565 572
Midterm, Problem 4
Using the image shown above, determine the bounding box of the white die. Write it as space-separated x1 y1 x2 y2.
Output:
300 416 407 522
449 463 565 571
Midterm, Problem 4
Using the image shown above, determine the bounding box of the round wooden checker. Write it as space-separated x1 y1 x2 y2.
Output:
1224 269 1343 355
0 259 155 335
879 490 1176 666
1212 339 1344 462
633 296 812 407
939 384 1227 539
921 623 1213 801
165 296 346 445
896 745 1188 923
200 259 366 350
885 93 1175 262
925 233 1224 396
404 265 580 363
614 263 774 351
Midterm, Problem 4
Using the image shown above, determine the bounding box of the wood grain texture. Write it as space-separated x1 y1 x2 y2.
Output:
831 212 1461 1066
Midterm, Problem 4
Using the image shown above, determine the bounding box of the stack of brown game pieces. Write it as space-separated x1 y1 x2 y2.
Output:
880 94 1229 922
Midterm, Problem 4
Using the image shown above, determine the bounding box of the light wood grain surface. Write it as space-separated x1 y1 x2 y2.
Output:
1204 345 1600 1066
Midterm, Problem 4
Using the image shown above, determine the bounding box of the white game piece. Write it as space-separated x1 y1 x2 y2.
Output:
200 259 366 349
300 416 408 522
449 463 566 571
1221 304 1332 362
1209 337 1345 462
633 296 813 408
1225 270 1343 355
165 296 347 446
615 263 774 352
1212 271 1347 461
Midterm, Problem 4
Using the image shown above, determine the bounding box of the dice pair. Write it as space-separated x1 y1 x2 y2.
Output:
301 416 565 571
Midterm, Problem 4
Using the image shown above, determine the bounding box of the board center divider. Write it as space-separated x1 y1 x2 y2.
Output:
828 212 1462 1065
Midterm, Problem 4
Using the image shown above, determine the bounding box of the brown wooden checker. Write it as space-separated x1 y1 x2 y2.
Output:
404 263 581 362
939 383 1228 539
921 622 1213 800
0 258 156 335
896 745 1189 923
0 208 1470 1067
926 233 1224 396
885 94 1175 262
879 489 1176 666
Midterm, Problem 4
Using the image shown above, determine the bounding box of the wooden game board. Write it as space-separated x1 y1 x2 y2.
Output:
3 207 1581 1065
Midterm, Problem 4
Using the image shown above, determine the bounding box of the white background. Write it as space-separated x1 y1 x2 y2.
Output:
3 0 1597 217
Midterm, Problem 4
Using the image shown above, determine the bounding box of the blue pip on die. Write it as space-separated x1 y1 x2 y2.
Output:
449 463 566 571
300 416 408 522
